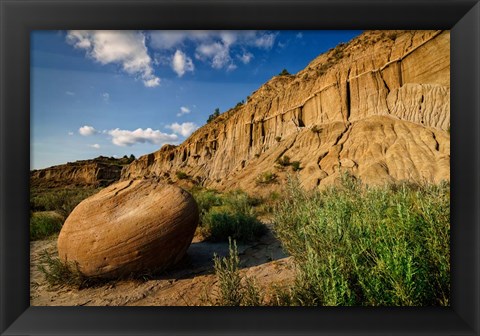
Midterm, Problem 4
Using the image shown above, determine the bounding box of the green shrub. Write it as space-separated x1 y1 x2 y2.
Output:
276 155 291 167
30 187 98 217
222 189 262 213
176 171 189 180
194 189 265 242
202 209 265 243
255 172 277 185
37 250 100 288
192 188 222 215
235 101 245 108
291 161 301 171
30 212 64 240
207 108 220 123
213 239 243 305
213 239 263 306
272 174 450 306
279 69 290 76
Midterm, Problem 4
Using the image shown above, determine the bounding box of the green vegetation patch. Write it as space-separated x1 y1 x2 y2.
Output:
255 171 277 185
37 250 104 288
272 174 450 306
30 186 100 240
30 187 99 217
192 189 266 243
30 212 64 241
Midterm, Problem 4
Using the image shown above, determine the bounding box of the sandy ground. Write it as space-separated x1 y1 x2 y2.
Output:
30 224 295 306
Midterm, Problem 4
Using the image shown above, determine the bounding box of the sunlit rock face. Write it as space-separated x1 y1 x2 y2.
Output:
121 30 450 191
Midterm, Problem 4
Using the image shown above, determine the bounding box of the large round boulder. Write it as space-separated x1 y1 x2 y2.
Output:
57 179 199 278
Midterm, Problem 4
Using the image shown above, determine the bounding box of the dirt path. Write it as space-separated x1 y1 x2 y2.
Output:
30 225 295 306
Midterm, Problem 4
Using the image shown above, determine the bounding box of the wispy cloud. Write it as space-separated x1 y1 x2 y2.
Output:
79 125 98 136
296 32 303 39
102 92 110 102
238 52 253 64
66 30 160 88
65 91 75 96
195 41 232 69
68 131 74 136
90 144 100 149
149 30 277 72
166 122 198 137
172 50 194 77
177 106 191 117
107 128 178 146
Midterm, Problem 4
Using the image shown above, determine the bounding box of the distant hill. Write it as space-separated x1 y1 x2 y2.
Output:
30 156 134 188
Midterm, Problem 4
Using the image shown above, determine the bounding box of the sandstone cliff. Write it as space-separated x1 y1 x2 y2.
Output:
31 156 133 188
122 30 450 191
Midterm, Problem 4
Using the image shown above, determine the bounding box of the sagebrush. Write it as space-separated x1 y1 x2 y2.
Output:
272 174 450 306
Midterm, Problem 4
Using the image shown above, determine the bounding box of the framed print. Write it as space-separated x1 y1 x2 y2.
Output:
1 0 479 335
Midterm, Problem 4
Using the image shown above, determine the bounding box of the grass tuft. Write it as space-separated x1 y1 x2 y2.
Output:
37 250 104 288
30 212 64 240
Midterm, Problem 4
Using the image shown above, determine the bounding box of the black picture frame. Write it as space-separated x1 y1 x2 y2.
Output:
1 0 479 335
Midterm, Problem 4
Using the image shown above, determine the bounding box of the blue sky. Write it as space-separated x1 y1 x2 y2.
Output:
31 30 361 170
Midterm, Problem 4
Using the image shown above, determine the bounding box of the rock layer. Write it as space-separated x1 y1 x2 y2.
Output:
121 30 450 190
57 180 199 278
31 156 133 188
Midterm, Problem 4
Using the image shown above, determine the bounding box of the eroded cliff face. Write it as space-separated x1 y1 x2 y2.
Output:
31 156 132 188
122 30 450 191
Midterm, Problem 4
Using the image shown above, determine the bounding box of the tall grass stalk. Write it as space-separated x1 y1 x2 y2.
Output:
212 239 264 306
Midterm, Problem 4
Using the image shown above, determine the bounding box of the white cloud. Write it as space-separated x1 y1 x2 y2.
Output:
166 122 198 137
144 77 160 87
177 106 191 117
296 32 303 39
65 91 75 96
195 42 232 69
149 30 212 50
150 30 277 71
102 92 110 102
79 125 98 136
238 52 253 64
108 128 178 146
172 50 194 77
66 30 160 88
227 63 237 72
251 32 277 49
90 144 100 149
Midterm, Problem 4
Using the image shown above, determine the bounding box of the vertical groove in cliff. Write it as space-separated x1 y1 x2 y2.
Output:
398 61 403 87
432 132 440 151
248 122 254 148
346 68 351 121
298 106 305 127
